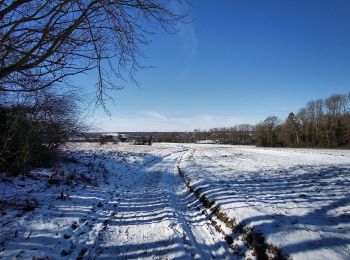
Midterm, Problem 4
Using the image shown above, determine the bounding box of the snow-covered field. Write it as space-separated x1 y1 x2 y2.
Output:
179 144 350 259
0 142 349 259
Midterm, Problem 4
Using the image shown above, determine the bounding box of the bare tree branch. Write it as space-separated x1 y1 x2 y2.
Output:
0 0 187 108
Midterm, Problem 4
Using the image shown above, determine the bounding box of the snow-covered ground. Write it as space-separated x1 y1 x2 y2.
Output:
0 142 349 259
178 144 350 259
0 143 242 259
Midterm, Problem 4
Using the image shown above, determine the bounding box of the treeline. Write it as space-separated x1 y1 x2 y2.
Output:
255 93 350 148
193 125 254 144
154 93 349 148
153 124 254 144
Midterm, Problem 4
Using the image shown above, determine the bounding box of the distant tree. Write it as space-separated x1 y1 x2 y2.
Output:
299 99 325 146
345 93 350 146
255 116 282 147
282 112 301 147
0 0 186 110
258 92 350 148
237 124 253 144
324 94 349 147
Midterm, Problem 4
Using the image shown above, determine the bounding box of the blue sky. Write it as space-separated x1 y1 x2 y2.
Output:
78 0 350 132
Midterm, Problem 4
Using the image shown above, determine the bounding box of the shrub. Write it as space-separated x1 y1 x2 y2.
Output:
0 92 84 176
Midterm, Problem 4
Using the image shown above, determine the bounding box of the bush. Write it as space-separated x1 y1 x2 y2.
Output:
0 92 83 175
99 135 115 144
0 106 58 174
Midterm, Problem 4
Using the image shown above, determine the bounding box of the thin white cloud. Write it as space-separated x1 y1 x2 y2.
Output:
168 1 198 80
143 111 168 120
176 21 198 80
178 22 198 56
89 114 258 132
198 114 215 123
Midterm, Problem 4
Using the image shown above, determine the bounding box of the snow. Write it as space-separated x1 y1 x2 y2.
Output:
0 142 349 259
178 144 350 259
0 143 238 259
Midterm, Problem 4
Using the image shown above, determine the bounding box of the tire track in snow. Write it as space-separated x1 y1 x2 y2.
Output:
160 163 235 259
91 147 236 259
154 150 235 259
91 148 185 259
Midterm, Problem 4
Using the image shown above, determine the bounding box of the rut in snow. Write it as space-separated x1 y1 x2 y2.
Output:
91 149 237 259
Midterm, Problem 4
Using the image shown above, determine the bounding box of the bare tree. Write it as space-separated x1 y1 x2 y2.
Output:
324 94 349 146
0 0 186 111
254 116 282 147
282 112 301 147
